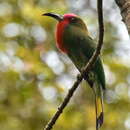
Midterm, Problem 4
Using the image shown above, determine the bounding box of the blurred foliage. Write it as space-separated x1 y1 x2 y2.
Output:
0 0 130 130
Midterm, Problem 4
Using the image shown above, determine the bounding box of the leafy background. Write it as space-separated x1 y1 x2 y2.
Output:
0 0 130 130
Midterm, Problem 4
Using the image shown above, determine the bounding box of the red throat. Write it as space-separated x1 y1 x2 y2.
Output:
56 20 69 53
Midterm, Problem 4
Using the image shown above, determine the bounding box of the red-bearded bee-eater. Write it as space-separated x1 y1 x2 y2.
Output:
43 13 105 129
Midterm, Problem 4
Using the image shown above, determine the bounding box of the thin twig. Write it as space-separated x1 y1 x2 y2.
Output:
44 0 104 129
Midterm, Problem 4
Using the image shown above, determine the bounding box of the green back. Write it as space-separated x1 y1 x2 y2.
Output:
63 24 105 89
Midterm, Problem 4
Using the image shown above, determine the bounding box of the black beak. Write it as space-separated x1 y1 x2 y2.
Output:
42 13 63 21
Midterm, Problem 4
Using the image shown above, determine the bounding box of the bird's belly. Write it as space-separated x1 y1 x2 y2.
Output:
68 50 89 70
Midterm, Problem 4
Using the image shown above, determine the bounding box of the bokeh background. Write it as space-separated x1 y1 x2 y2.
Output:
0 0 130 130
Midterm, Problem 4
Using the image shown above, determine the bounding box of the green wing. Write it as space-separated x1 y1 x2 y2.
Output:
81 36 105 89
65 34 105 89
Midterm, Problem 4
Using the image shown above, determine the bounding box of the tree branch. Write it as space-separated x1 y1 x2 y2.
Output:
43 0 104 129
115 0 130 35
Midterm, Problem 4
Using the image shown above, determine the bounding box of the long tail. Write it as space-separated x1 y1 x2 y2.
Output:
92 84 104 130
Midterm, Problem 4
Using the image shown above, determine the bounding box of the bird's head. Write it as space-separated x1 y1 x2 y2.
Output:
42 13 87 30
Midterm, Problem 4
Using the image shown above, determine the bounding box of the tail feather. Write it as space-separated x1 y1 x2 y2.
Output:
84 73 104 129
97 112 103 128
92 85 104 130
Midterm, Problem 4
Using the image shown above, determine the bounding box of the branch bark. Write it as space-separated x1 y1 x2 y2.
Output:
115 0 130 35
43 0 104 129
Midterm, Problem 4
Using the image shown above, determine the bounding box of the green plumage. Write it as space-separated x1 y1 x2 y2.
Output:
62 17 105 129
63 21 105 89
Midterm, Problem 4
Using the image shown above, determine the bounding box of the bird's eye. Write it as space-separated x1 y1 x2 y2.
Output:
70 17 77 22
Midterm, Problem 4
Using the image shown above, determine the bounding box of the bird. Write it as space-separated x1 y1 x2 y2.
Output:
42 13 105 130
